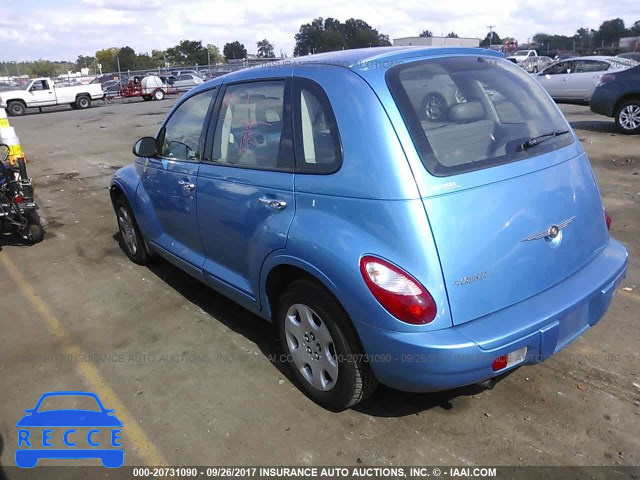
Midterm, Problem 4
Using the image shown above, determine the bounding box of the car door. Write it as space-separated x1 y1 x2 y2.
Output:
537 61 573 99
139 87 218 270
573 60 610 100
197 79 295 305
28 80 57 106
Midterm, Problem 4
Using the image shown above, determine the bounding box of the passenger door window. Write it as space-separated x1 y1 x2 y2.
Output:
211 81 293 170
293 79 342 174
159 88 217 161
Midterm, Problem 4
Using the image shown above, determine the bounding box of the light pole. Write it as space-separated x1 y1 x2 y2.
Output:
207 49 211 72
487 25 496 48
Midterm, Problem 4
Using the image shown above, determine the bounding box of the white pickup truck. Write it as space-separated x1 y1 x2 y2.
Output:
0 78 104 116
506 50 538 64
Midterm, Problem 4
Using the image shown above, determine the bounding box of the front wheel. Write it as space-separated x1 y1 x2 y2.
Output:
114 196 150 265
277 279 377 411
615 100 640 134
7 101 26 116
533 65 539 73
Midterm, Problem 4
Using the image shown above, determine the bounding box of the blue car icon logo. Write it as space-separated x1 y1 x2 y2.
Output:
16 391 123 468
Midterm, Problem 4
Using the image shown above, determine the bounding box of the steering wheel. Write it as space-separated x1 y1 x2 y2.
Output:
421 92 448 121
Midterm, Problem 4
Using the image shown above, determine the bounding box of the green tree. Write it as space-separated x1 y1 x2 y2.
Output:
223 41 247 60
446 32 459 38
419 30 433 37
28 60 57 77
95 47 119 73
480 31 502 47
595 18 626 47
75 55 95 71
151 49 166 67
206 44 224 64
166 40 208 66
293 17 392 56
118 46 137 70
257 39 275 58
629 20 640 36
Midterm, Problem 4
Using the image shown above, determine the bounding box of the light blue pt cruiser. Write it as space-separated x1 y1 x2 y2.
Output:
111 47 628 410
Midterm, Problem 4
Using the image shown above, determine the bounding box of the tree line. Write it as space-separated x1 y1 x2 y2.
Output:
3 16 640 78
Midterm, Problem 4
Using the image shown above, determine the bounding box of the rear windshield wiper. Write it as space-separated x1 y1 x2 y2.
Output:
519 130 571 151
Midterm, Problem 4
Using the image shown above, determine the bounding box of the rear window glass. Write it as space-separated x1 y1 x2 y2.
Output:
386 56 574 176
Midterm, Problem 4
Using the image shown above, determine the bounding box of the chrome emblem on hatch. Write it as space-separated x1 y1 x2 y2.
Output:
522 216 575 242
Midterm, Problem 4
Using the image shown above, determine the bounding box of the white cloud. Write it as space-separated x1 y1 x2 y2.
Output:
1 0 639 61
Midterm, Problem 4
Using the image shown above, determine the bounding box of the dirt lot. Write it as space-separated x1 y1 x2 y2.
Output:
0 99 639 470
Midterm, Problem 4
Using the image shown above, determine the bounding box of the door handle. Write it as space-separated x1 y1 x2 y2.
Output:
178 180 195 191
258 197 287 210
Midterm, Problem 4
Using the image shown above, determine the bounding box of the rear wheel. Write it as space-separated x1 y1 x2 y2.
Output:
114 196 150 265
615 100 640 134
153 89 165 101
76 96 91 109
277 279 377 411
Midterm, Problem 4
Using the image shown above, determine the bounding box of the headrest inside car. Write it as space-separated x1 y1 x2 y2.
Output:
448 100 485 123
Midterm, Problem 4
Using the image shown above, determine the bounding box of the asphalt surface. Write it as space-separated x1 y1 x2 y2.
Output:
0 99 638 472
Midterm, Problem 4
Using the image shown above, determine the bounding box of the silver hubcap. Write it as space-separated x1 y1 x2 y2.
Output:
155 91 163 99
117 206 138 255
619 105 640 130
284 304 338 391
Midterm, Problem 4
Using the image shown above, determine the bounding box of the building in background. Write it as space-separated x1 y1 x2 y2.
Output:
393 36 480 48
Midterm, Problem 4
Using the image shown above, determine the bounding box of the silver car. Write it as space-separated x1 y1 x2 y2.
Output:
535 56 638 103
522 56 553 73
172 73 204 92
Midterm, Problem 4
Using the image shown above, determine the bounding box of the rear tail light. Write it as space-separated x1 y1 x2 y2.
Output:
359 255 436 325
12 194 24 204
596 74 614 87
604 209 612 230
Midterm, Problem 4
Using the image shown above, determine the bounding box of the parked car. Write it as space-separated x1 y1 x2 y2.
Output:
172 73 204 91
110 47 627 410
102 80 123 96
590 65 640 134
616 52 640 62
0 77 104 115
506 49 538 63
535 56 638 103
522 55 553 73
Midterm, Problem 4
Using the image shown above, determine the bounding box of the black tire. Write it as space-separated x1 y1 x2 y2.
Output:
153 89 165 101
76 96 91 109
113 196 150 265
7 101 26 116
614 100 640 134
421 92 448 121
277 279 377 411
24 212 45 244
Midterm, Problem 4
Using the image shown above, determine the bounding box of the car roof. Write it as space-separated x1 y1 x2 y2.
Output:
556 55 624 62
202 46 502 87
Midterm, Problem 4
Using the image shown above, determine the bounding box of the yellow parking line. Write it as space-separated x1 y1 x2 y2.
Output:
620 289 640 302
0 253 168 466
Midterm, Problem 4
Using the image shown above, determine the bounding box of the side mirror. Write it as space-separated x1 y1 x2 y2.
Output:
133 137 158 158
0 144 9 163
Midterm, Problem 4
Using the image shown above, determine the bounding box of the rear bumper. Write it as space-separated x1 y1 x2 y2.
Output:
356 238 628 392
589 87 617 117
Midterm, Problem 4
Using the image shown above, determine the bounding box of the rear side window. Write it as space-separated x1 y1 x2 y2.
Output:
293 79 342 174
387 56 574 176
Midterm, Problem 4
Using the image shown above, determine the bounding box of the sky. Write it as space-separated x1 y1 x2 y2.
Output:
1 0 639 61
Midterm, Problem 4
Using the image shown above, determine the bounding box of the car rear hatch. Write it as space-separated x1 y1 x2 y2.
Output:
384 54 610 325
